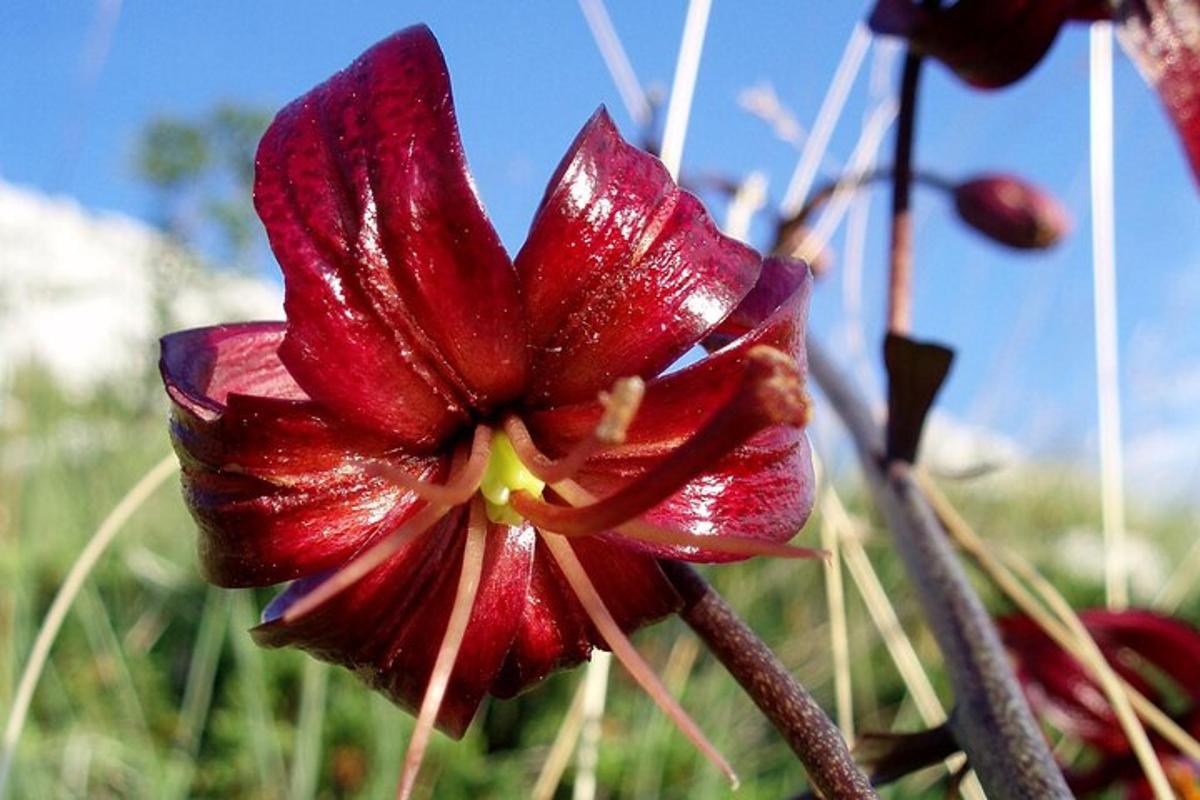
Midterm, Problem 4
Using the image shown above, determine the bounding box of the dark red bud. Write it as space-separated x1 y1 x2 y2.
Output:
953 174 1071 250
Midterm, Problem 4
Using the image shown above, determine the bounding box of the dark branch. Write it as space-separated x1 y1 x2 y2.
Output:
806 338 1071 799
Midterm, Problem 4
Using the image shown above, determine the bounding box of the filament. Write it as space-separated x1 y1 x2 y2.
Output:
369 425 493 506
396 499 488 800
539 530 738 788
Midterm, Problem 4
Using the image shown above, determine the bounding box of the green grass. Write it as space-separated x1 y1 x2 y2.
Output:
2 366 1196 798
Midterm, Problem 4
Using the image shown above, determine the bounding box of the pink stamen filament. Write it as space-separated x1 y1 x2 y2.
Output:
369 425 493 506
546 479 826 561
503 376 644 484
282 501 451 623
539 530 739 788
285 432 494 622
509 346 810 536
396 499 488 800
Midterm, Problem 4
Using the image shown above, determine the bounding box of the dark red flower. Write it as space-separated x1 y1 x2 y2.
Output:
953 173 1071 249
159 25 817 794
869 0 1112 89
1000 609 1200 798
1117 0 1200 185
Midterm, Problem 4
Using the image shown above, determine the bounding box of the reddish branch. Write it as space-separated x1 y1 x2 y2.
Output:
662 561 878 799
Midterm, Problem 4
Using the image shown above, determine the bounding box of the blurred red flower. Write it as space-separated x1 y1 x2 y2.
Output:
1000 609 1200 798
159 24 817 794
869 0 1111 89
1117 0 1200 185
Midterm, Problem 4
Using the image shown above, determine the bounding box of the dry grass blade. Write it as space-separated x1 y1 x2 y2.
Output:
819 503 854 740
919 471 1196 795
1000 549 1174 800
531 677 588 800
289 659 329 800
780 22 871 215
659 0 712 179
1089 21 1129 611
820 477 984 799
573 650 612 800
0 453 177 800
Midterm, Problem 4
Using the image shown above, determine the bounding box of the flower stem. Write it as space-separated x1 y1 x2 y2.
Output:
660 561 878 799
887 43 926 334
806 338 1071 799
777 166 953 246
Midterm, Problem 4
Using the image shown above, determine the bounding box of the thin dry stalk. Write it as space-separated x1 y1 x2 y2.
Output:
1089 21 1129 611
920 471 1200 769
0 453 177 800
658 0 713 179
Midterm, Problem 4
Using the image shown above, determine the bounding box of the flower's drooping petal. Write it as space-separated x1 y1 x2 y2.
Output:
529 261 814 562
869 0 1107 89
516 108 761 406
255 510 535 738
703 257 811 351
254 25 528 447
491 536 680 697
1118 0 1200 185
160 323 442 587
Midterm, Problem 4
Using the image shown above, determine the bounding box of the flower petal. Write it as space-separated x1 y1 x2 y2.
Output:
254 25 528 446
869 0 1094 89
1117 0 1200 185
1080 609 1200 702
515 108 760 406
255 510 535 738
160 323 441 587
529 261 815 562
491 535 680 697
1000 609 1200 756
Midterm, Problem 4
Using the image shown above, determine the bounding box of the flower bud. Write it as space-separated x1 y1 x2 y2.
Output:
953 174 1070 250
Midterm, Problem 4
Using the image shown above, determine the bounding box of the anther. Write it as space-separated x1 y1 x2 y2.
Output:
504 376 645 485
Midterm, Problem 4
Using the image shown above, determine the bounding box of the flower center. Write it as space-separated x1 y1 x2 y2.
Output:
479 430 545 525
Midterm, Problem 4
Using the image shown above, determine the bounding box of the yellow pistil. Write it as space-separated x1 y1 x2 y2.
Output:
479 430 545 525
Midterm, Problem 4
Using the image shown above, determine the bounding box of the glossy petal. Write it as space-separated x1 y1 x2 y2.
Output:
256 510 535 738
515 108 760 406
491 536 680 697
254 25 528 447
529 261 814 562
1118 0 1200 185
161 323 441 587
869 0 1098 89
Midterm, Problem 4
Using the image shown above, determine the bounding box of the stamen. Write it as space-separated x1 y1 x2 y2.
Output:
504 376 645 484
511 346 809 536
396 499 488 800
540 478 826 560
284 435 495 622
282 501 449 623
539 530 739 788
368 425 493 506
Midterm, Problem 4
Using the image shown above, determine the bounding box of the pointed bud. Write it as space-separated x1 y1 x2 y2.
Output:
953 174 1070 250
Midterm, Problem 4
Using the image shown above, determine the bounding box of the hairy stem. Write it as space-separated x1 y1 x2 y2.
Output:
661 561 878 799
807 338 1070 799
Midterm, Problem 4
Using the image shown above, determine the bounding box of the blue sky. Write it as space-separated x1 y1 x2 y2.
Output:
3 2 1198 501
